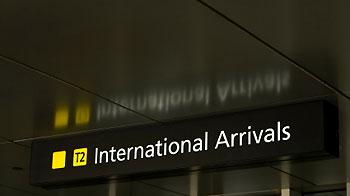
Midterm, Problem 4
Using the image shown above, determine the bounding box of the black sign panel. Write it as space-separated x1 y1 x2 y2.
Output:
30 101 338 187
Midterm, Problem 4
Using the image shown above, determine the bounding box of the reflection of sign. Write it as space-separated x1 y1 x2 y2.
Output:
31 101 338 188
75 103 90 126
54 105 69 129
96 70 290 122
53 101 91 132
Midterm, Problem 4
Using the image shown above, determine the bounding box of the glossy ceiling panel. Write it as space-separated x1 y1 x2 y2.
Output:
201 0 350 98
0 58 150 141
0 0 335 121
0 137 8 144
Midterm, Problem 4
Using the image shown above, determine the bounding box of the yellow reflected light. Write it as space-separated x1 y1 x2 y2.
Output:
54 105 69 129
75 102 90 126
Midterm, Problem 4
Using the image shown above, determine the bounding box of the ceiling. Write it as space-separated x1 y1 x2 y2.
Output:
0 0 349 195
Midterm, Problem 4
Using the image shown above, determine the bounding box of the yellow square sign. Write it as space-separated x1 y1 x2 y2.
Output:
52 151 66 169
73 148 87 167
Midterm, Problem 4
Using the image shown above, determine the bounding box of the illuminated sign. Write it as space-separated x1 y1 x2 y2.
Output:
30 101 338 188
